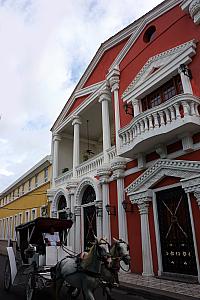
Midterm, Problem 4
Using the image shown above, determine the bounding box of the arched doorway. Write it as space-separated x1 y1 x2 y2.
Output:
82 186 97 250
57 195 67 219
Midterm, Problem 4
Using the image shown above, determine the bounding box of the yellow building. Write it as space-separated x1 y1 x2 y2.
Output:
0 155 52 253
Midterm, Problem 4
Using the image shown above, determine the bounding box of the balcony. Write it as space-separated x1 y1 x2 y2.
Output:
54 146 117 187
119 94 200 158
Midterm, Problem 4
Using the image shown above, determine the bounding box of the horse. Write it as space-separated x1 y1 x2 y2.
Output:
54 237 111 300
101 238 131 300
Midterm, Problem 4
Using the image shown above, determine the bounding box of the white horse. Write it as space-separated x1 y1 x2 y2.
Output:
54 237 111 300
101 238 131 300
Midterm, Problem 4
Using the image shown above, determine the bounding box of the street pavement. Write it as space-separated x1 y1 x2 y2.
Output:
0 255 175 300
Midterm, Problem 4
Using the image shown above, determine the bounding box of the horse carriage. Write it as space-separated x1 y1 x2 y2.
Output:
3 217 75 300
4 216 131 300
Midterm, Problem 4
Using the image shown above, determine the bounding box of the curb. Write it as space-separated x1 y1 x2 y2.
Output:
118 281 197 300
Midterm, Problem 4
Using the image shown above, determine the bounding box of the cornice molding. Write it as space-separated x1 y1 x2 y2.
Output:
126 159 200 195
122 39 197 100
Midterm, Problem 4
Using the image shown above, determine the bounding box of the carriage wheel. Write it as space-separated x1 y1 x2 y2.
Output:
26 273 35 300
4 258 11 291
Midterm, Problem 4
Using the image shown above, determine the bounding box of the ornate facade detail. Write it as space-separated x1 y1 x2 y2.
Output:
181 0 200 25
75 177 100 205
72 115 82 126
97 165 111 184
126 159 200 195
74 205 81 216
94 199 103 217
189 0 200 24
137 153 146 169
98 82 112 103
47 189 57 203
111 157 126 179
181 134 194 152
129 190 153 204
53 133 62 142
66 180 79 195
138 201 149 215
155 144 167 159
194 191 200 206
107 65 120 92
122 39 196 98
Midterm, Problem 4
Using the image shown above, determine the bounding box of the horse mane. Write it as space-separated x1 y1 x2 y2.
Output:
110 243 116 257
81 245 95 269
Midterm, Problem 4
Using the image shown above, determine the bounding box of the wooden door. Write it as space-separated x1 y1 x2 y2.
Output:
156 186 197 275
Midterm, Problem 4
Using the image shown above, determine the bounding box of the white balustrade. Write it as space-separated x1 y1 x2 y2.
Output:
119 94 200 148
55 170 73 186
76 153 104 178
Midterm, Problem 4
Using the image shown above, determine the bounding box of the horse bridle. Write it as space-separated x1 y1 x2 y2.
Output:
112 240 130 271
96 239 111 263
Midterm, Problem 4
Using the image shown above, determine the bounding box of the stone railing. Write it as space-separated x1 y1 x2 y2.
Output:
54 169 73 186
76 153 104 177
107 145 117 161
119 94 200 154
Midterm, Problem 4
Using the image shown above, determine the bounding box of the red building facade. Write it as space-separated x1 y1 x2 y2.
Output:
49 0 200 282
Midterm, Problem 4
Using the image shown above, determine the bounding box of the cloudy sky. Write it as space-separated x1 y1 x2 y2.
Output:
0 0 163 191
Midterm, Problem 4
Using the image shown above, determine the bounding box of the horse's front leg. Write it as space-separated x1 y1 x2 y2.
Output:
82 285 95 300
105 286 115 300
55 278 63 300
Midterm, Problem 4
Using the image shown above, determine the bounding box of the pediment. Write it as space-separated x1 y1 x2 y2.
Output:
126 159 200 195
122 39 196 99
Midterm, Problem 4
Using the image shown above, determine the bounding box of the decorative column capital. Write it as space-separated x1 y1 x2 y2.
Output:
194 190 200 206
53 133 62 142
94 200 103 217
129 190 153 214
46 189 57 203
72 115 82 126
97 165 111 184
99 83 112 103
181 0 200 25
181 174 200 208
74 205 81 216
66 180 78 195
111 157 126 179
107 65 120 92
138 201 149 215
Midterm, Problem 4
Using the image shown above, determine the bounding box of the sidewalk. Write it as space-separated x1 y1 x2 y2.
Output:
119 272 200 300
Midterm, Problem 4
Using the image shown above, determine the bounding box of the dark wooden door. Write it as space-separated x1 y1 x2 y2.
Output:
83 205 97 251
156 186 197 275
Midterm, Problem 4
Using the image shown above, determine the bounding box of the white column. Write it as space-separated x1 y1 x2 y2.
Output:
132 99 140 116
99 84 111 163
134 196 153 276
107 66 121 151
138 200 154 276
97 166 111 243
72 116 81 177
52 134 61 186
74 205 81 253
178 67 193 94
111 157 128 242
95 200 103 238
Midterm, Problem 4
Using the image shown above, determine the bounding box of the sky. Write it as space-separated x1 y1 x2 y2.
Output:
0 0 163 192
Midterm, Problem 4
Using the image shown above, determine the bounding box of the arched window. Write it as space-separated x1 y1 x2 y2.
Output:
82 186 96 205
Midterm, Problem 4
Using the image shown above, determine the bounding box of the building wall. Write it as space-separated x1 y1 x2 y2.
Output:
0 163 51 255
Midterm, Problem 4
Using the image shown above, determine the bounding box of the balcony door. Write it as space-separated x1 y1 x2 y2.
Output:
156 186 197 276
